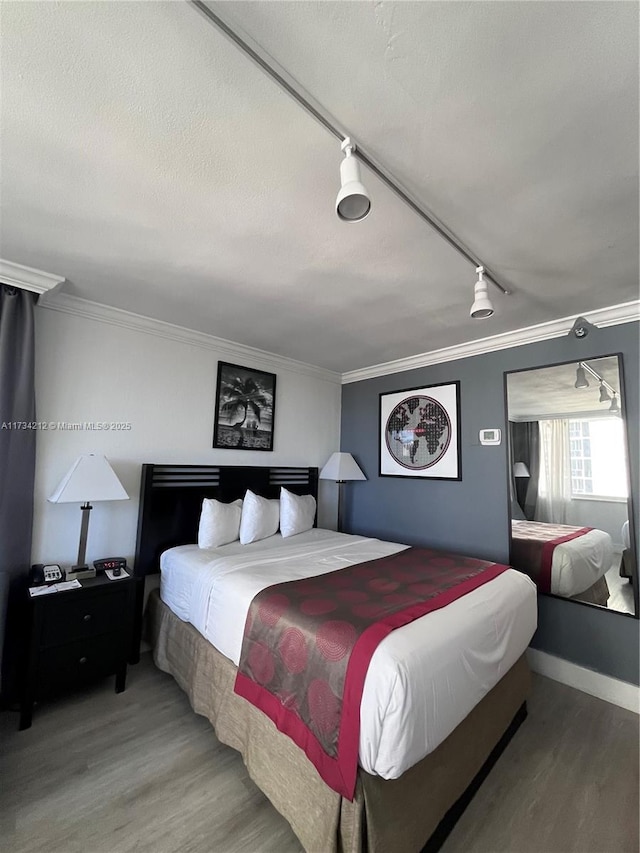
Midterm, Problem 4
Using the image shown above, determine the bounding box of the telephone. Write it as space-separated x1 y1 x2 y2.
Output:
30 563 65 586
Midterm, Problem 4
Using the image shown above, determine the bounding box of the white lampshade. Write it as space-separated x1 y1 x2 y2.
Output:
513 462 530 478
49 453 129 503
320 452 366 483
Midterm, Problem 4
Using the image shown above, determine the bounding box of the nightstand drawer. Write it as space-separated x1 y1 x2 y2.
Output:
41 588 129 646
36 633 125 696
21 574 135 729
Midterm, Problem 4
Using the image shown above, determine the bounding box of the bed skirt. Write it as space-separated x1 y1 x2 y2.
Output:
148 589 531 853
570 574 610 607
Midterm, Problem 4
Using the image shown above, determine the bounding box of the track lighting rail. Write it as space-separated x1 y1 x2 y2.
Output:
348 151 509 295
189 0 511 296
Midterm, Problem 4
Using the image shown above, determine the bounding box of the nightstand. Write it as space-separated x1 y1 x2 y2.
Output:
20 574 135 730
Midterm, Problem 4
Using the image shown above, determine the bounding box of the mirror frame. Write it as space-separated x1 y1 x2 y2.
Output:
504 352 639 619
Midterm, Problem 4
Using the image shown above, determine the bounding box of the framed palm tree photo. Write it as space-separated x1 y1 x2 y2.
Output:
213 362 277 451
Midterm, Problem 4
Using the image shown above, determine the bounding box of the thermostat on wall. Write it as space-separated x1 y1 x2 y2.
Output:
479 428 502 445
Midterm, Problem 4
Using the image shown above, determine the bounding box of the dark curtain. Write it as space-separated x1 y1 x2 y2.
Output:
0 285 37 701
509 421 540 521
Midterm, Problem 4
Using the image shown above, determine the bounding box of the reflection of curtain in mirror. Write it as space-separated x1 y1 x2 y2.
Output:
536 419 572 524
509 421 540 520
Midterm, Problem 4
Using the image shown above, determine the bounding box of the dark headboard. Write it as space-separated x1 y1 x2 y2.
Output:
133 464 319 577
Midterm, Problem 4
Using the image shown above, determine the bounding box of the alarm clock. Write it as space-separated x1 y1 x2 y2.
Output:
94 557 127 576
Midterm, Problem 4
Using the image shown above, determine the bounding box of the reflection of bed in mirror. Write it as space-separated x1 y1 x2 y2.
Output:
511 519 613 606
506 353 636 616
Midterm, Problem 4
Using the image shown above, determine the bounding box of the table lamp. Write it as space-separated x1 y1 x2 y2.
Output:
319 452 366 533
48 453 129 580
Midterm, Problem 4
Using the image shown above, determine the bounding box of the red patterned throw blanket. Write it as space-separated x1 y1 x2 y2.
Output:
511 520 593 593
234 547 508 799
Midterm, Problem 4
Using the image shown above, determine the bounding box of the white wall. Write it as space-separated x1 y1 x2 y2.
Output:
32 305 342 567
564 498 628 549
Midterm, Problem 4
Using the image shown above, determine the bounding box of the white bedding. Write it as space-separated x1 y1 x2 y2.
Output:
550 529 613 597
512 521 613 597
622 520 630 550
160 529 537 780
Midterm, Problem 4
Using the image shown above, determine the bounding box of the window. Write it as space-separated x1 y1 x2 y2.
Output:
569 418 628 499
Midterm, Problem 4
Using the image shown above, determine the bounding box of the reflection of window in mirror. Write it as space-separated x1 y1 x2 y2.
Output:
505 355 636 618
567 419 628 498
538 418 629 504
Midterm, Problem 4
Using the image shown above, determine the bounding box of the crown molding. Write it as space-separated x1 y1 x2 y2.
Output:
37 292 341 385
35 290 640 387
510 409 620 423
0 259 65 295
341 301 640 384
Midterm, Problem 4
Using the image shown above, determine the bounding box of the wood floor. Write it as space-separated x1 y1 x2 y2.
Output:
1 654 637 853
605 559 635 615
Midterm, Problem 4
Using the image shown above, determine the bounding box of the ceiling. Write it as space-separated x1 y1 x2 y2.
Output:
506 356 622 420
2 1 638 374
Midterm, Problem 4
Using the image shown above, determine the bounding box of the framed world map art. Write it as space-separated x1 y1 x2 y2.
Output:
379 381 461 479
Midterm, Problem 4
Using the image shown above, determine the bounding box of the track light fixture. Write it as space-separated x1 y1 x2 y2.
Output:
336 138 371 222
598 383 611 402
609 393 620 414
574 366 589 389
470 266 494 319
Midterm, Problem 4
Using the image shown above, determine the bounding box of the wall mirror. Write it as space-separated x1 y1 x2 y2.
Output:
505 354 637 617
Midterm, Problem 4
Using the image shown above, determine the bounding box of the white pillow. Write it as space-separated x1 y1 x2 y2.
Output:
198 498 243 549
239 490 280 545
280 487 316 538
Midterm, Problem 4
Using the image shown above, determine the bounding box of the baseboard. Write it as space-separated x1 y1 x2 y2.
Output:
527 648 640 714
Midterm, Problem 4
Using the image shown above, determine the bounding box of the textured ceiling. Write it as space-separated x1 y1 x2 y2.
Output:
2 1 638 373
507 356 622 420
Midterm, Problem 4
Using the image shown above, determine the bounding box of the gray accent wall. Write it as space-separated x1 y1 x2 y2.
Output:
341 321 639 685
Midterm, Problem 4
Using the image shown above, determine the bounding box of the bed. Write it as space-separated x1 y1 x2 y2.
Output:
134 464 537 853
511 519 613 605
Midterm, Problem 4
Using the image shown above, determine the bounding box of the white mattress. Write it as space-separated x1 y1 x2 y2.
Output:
160 529 537 780
622 520 630 550
535 526 613 597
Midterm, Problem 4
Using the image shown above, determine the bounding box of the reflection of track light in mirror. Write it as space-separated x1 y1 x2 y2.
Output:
574 365 589 388
609 393 620 414
599 383 611 402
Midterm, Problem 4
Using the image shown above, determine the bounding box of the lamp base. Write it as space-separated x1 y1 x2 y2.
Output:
337 480 345 534
66 566 96 581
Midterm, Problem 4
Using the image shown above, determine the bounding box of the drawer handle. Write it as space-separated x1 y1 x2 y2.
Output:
79 656 88 664
83 614 92 622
